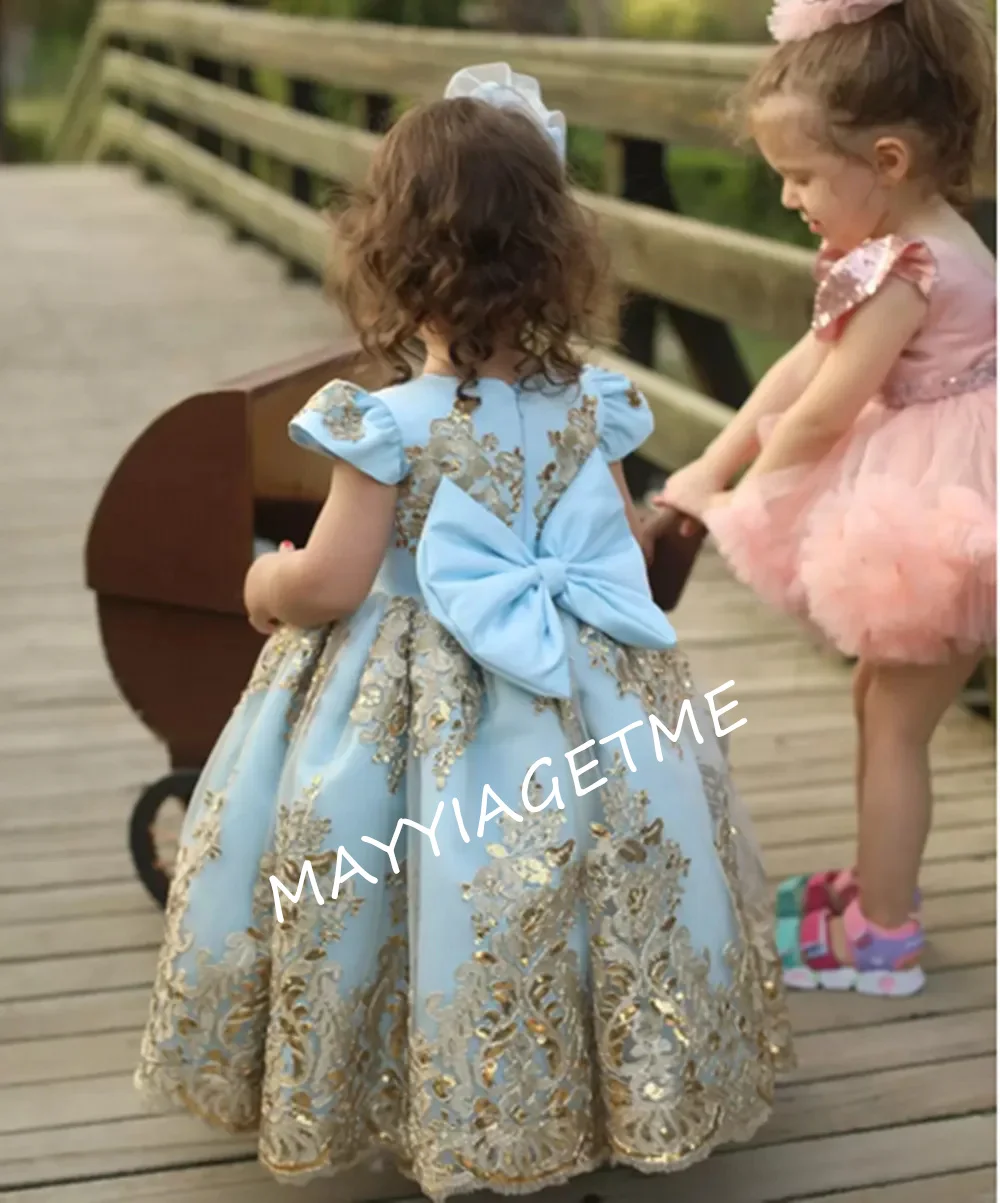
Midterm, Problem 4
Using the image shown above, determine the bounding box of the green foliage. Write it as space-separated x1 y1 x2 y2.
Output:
265 0 466 23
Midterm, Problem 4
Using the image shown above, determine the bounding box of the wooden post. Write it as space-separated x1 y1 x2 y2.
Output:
0 0 9 163
613 135 752 497
223 0 255 175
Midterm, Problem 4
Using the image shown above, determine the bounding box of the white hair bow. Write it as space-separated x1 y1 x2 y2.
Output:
444 62 567 163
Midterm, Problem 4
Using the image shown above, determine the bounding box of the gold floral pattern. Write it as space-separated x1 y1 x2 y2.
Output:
303 380 368 442
349 598 416 794
580 627 696 739
410 779 599 1197
396 406 524 552
534 391 599 532
258 788 410 1178
134 785 273 1132
410 612 485 790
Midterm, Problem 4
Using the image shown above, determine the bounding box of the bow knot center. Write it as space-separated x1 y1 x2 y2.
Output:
537 555 567 598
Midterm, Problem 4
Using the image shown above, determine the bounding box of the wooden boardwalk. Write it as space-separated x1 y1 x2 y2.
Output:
0 163 995 1203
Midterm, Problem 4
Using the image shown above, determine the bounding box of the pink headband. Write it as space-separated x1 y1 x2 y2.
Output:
768 0 904 42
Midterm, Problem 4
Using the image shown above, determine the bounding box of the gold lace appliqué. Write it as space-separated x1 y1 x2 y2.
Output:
303 379 369 442
395 406 524 552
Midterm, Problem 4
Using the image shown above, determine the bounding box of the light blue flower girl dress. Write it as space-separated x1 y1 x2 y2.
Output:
136 366 793 1200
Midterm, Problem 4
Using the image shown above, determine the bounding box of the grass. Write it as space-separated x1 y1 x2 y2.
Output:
6 95 63 161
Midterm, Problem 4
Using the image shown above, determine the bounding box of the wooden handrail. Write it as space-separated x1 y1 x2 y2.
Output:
98 50 815 340
94 102 731 473
58 0 997 194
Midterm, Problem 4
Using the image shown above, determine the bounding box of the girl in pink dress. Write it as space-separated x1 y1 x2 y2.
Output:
655 0 996 996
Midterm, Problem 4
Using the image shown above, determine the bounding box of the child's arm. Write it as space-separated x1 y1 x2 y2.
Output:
655 330 828 516
699 330 828 482
738 278 927 483
245 462 398 631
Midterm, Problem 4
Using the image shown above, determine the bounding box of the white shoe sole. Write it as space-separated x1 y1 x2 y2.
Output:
783 965 926 997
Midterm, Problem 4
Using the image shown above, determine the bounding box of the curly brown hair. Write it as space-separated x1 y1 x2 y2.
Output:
330 96 610 398
739 0 996 206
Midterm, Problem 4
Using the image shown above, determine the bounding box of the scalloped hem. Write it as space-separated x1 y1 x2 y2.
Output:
134 1061 777 1202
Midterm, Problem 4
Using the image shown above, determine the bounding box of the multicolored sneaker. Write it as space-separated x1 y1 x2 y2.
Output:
775 868 857 919
777 897 926 997
776 867 921 921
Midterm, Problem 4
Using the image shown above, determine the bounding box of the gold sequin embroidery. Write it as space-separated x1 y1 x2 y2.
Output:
534 391 599 533
396 407 524 552
410 611 484 790
349 598 417 794
303 379 369 442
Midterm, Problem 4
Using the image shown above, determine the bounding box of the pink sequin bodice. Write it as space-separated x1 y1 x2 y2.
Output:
813 234 997 407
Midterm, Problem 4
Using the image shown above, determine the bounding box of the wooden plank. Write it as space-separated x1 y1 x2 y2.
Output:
788 964 996 1035
9 820 983 898
755 803 994 848
0 987 155 1044
0 1115 257 1190
6 823 141 860
787 1008 995 1084
1 1158 409 1203
0 1031 144 1089
0 949 156 1004
0 745 163 804
742 766 996 811
2 960 977 1049
0 850 138 891
788 1168 996 1203
734 748 995 792
0 787 141 833
0 913 163 964
96 105 327 273
764 825 996 881
0 881 152 923
759 1054 995 1146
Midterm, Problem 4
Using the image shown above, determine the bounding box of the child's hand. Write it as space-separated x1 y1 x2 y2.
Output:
244 541 294 635
705 491 733 512
654 461 722 527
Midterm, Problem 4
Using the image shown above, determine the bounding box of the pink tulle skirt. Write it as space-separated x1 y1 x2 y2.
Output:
704 387 996 665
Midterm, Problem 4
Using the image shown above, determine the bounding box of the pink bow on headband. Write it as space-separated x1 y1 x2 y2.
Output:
768 0 904 42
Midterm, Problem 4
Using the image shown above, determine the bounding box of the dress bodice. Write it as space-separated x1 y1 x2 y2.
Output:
813 234 997 407
289 365 653 602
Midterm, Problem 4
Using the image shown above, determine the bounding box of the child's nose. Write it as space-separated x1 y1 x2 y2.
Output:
781 181 798 209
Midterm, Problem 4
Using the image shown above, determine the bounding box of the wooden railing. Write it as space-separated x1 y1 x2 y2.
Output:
50 0 997 717
48 0 826 482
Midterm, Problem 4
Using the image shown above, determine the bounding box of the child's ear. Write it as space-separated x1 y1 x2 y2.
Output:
872 135 912 186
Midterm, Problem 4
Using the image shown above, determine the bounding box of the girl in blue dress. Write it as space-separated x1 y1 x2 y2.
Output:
136 62 793 1201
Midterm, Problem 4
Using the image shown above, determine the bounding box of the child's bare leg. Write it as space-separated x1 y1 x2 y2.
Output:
824 650 980 964
854 651 981 927
824 660 872 908
852 659 872 825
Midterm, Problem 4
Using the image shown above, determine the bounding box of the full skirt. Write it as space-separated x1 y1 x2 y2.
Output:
134 596 793 1201
705 388 996 664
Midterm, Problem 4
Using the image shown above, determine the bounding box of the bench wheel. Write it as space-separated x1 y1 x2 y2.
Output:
129 770 199 909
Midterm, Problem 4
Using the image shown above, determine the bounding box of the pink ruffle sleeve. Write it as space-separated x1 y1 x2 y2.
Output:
812 236 937 342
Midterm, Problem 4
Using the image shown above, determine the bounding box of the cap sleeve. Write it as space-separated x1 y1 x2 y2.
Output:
288 380 409 485
813 235 936 343
587 366 654 463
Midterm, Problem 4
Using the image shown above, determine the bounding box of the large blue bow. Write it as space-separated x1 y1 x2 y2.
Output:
416 449 676 698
